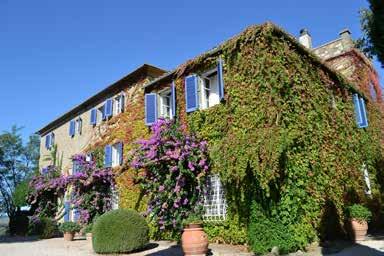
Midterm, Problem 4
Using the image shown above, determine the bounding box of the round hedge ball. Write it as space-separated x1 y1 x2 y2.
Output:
92 209 149 254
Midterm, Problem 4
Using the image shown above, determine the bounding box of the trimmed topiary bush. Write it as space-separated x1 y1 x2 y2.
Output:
92 209 149 254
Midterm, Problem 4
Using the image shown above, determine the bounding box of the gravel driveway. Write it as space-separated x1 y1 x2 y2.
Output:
1 236 384 256
0 237 251 256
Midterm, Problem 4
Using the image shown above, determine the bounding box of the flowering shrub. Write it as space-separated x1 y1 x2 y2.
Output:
68 154 115 224
27 165 68 218
130 119 209 230
28 155 115 225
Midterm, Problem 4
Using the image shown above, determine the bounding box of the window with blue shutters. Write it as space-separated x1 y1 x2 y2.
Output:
145 93 157 126
90 108 97 125
105 99 113 118
353 93 368 128
45 133 54 150
69 120 76 137
185 75 199 112
64 201 70 222
104 145 112 167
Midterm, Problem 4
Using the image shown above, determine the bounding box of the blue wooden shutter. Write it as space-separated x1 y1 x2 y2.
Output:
69 120 75 137
64 201 70 222
104 145 112 167
359 97 368 128
50 133 54 148
185 75 199 112
171 82 176 118
105 99 113 118
90 109 97 125
217 57 225 101
145 93 157 126
353 94 369 128
45 135 49 149
117 142 123 165
120 94 125 112
73 208 79 222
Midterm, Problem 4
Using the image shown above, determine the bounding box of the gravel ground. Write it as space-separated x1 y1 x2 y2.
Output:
0 237 251 256
0 235 384 256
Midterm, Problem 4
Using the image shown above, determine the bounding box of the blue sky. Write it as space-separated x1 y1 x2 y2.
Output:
0 0 382 141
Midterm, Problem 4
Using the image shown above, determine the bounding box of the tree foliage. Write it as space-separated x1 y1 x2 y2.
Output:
0 126 39 217
357 0 384 67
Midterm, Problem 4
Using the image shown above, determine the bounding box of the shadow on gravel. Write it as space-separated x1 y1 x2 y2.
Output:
322 243 384 256
0 235 39 244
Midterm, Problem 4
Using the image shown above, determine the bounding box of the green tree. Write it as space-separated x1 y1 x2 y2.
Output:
357 0 384 67
0 126 40 218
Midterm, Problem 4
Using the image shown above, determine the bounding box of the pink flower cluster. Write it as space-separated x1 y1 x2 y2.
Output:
130 119 209 230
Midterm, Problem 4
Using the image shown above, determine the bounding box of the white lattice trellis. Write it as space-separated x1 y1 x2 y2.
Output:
203 175 227 221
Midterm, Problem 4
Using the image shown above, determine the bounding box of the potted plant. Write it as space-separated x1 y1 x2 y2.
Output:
59 222 81 241
181 213 208 256
346 204 372 241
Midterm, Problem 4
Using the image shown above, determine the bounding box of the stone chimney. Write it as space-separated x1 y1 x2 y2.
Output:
339 28 354 50
299 28 312 49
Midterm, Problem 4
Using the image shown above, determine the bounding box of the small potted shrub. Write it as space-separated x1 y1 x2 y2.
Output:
346 204 372 241
181 213 208 256
59 222 81 241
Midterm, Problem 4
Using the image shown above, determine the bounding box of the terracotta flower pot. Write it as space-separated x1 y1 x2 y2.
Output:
350 218 368 241
181 224 208 256
63 232 75 241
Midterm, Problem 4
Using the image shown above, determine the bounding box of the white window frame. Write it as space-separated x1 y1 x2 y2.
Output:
199 69 220 110
75 118 82 135
97 105 104 123
158 88 173 119
111 143 122 167
203 175 227 221
113 93 125 116
112 189 119 210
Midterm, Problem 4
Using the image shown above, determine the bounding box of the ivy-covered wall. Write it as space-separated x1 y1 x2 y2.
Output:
154 23 384 241
86 23 384 243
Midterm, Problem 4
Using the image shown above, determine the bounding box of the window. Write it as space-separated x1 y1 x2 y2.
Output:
353 94 368 128
362 164 372 195
45 132 54 150
113 93 125 116
98 105 105 122
145 83 176 126
90 108 97 126
104 142 123 167
185 58 224 113
85 153 92 162
111 143 123 167
159 89 173 119
76 118 82 135
72 160 81 174
69 120 76 137
112 189 119 210
203 175 227 221
200 70 220 109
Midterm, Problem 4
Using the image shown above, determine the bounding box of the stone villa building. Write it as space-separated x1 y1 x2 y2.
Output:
37 23 382 222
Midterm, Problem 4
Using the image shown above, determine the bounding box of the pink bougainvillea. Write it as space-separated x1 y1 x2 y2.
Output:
130 119 209 230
